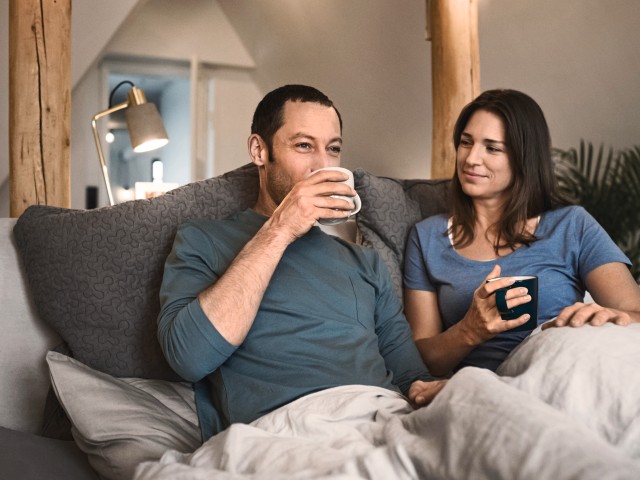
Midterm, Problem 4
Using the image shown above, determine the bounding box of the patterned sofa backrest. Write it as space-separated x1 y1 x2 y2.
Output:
13 164 450 381
354 169 451 303
14 164 259 380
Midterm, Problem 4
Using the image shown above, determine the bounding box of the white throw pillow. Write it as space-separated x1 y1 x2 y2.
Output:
46 351 201 480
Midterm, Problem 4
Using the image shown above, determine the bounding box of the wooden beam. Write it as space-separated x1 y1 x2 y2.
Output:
428 0 480 179
9 0 71 217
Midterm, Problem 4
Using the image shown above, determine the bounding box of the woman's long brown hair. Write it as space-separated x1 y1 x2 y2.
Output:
449 89 569 253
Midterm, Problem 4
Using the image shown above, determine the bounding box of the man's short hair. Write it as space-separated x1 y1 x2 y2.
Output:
251 85 342 153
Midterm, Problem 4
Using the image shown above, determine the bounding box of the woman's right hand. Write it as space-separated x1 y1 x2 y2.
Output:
458 265 532 345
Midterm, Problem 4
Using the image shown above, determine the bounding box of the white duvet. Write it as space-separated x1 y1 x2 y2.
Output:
134 324 640 479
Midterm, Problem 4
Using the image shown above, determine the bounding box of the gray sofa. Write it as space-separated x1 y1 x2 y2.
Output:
0 164 450 479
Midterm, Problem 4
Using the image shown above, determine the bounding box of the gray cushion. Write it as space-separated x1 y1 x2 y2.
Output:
354 169 451 302
14 164 259 380
47 351 200 480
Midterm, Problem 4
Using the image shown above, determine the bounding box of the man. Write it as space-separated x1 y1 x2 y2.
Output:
158 84 446 440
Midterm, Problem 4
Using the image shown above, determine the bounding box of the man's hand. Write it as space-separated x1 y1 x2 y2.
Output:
267 169 356 241
407 379 448 408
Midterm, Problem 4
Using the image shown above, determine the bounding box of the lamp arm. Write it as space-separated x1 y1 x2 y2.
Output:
91 101 129 206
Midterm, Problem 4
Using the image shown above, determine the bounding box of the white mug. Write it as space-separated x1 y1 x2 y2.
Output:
309 167 361 225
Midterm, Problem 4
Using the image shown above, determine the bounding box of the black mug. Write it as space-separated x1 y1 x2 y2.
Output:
488 276 538 333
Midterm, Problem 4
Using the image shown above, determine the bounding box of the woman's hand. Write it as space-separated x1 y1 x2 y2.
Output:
543 302 633 330
542 263 640 330
458 265 532 345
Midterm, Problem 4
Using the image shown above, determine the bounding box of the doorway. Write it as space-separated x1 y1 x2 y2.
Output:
101 59 192 204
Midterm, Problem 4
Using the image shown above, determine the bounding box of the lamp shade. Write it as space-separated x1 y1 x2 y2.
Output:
91 81 170 206
125 102 169 153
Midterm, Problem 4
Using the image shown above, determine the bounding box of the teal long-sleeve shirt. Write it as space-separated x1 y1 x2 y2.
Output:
158 209 432 440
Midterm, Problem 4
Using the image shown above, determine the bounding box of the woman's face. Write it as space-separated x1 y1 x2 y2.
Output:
456 109 513 205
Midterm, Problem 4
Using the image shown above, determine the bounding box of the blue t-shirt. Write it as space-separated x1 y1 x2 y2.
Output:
159 209 432 440
403 206 631 371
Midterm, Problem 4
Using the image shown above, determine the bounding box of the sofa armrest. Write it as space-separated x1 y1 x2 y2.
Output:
0 218 61 434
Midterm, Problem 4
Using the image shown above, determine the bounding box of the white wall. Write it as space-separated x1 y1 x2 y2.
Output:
208 68 263 176
479 0 640 151
218 0 640 179
70 67 105 209
218 0 433 179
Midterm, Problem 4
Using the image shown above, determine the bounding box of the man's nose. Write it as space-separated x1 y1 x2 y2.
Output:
312 151 338 170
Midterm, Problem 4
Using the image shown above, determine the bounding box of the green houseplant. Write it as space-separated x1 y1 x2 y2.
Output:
553 141 640 282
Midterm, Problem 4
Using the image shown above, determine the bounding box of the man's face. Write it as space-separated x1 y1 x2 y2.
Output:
261 101 342 206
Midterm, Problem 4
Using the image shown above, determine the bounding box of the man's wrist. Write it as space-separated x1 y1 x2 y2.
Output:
261 216 304 247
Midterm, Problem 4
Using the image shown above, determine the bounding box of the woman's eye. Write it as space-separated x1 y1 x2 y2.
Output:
487 146 503 153
328 145 342 155
459 139 472 147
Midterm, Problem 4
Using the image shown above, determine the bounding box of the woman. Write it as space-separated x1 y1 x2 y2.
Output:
403 89 640 377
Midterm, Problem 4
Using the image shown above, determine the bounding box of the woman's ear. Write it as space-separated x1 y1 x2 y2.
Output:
248 134 268 166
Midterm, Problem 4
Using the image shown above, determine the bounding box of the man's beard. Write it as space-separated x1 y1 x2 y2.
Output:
265 148 294 206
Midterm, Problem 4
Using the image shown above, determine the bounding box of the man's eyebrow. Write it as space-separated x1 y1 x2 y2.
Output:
288 133 342 144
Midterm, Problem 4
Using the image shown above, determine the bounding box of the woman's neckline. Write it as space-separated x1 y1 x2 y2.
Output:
447 215 542 262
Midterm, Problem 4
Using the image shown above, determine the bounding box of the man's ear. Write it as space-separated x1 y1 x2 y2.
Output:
248 134 268 166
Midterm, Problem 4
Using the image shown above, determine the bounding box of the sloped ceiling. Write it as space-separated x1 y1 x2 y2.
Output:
71 0 146 87
105 0 254 68
217 0 433 178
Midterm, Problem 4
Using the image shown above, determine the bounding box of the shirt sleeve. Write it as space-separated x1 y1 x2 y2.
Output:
403 222 436 291
157 222 237 382
574 207 631 279
372 252 433 394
